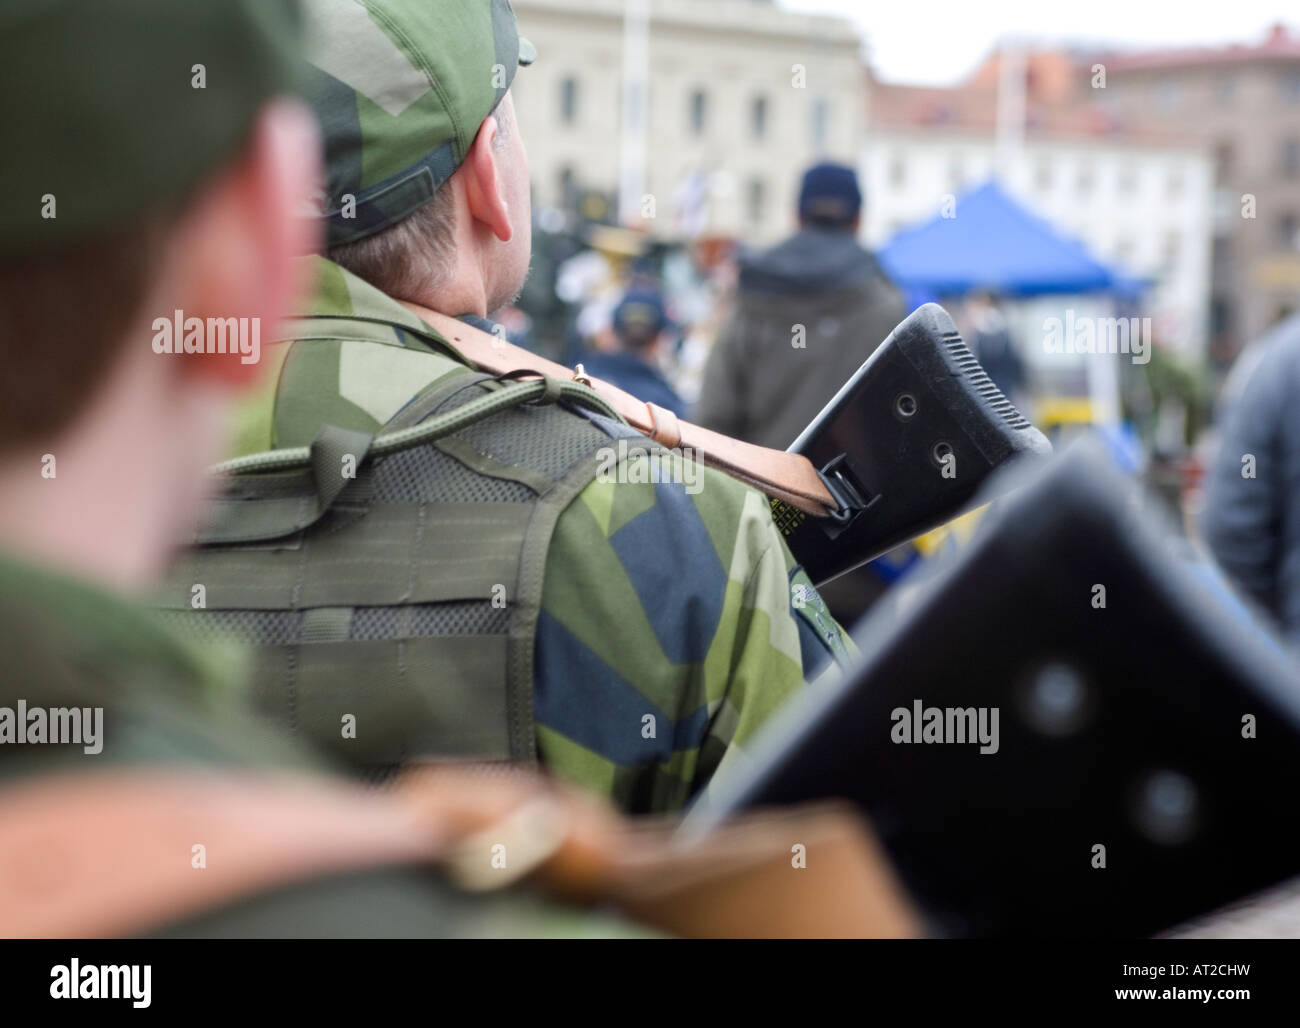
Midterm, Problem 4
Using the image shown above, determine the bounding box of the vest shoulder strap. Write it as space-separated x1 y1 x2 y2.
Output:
400 301 839 517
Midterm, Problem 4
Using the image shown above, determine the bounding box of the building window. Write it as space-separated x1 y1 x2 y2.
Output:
1076 164 1095 196
1217 76 1237 103
1215 141 1235 184
888 153 907 189
1282 71 1300 104
1279 212 1299 250
751 95 768 140
559 76 579 125
746 176 766 226
1210 295 1234 338
811 97 829 149
1283 139 1300 177
1157 83 1181 111
1167 171 1184 198
1117 164 1137 195
1163 231 1181 268
1035 159 1054 193
688 88 708 136
557 166 577 210
948 154 965 191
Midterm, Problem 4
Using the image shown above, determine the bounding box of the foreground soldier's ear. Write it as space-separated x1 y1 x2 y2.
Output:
161 98 322 390
461 114 515 244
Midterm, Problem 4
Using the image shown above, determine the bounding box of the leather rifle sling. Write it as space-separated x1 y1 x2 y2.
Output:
398 301 839 518
0 768 919 939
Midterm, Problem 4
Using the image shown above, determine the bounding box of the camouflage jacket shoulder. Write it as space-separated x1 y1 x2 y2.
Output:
229 256 477 455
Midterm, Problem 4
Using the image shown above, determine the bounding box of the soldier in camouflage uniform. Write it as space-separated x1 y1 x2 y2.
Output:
0 0 640 937
157 0 856 814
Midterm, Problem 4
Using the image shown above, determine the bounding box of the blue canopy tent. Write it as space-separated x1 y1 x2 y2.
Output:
865 180 1145 585
877 180 1134 308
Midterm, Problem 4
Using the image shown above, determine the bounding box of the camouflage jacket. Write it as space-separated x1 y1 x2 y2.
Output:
0 549 638 937
219 257 855 813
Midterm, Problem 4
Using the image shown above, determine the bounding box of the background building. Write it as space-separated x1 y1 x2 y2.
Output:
861 53 1215 359
1095 23 1300 363
511 0 863 244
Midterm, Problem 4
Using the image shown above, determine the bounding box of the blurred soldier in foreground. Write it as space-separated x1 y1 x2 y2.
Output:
0 0 916 942
696 163 905 625
0 0 925 940
1203 312 1300 643
157 0 854 814
0 0 630 938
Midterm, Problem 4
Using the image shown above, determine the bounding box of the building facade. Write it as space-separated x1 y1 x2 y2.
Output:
510 0 863 244
1095 24 1300 360
862 59 1216 358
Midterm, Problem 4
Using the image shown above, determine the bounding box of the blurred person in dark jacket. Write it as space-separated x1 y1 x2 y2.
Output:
578 288 686 417
694 161 904 450
694 162 904 625
1203 312 1300 643
964 290 1026 404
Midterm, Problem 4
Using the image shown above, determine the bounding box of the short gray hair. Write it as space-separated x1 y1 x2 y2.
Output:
327 101 513 300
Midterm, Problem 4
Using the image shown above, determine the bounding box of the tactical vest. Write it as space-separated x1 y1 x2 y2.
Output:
155 324 649 775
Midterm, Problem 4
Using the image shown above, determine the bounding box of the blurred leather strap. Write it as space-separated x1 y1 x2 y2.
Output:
0 766 918 938
399 301 839 518
392 764 921 938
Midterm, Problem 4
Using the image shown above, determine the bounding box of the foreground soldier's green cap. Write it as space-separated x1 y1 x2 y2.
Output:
0 0 304 257
302 0 536 248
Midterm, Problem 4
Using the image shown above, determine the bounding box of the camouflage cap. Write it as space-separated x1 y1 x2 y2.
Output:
0 0 303 257
302 0 535 248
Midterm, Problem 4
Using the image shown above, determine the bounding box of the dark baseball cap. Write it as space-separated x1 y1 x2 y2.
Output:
0 0 304 256
302 0 536 248
798 162 863 226
613 290 670 345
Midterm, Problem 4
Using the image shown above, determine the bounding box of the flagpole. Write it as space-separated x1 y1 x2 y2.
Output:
618 0 651 226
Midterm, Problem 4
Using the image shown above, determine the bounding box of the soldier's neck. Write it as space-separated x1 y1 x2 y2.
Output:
399 274 486 321
394 229 508 320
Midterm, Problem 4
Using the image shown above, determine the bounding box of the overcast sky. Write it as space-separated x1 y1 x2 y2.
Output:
777 0 1295 85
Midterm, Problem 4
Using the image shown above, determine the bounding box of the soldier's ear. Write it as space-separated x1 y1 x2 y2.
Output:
462 114 514 244
166 98 322 388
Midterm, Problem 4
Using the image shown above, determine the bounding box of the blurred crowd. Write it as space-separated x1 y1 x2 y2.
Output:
500 146 1299 635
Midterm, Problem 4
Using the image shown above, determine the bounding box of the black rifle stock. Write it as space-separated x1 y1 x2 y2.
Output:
776 302 1051 585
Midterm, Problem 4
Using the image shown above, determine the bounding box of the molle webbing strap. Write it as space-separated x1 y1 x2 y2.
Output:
211 378 621 477
195 425 376 545
398 301 840 518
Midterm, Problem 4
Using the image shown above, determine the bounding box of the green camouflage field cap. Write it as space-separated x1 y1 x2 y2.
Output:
0 0 303 257
302 0 536 247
